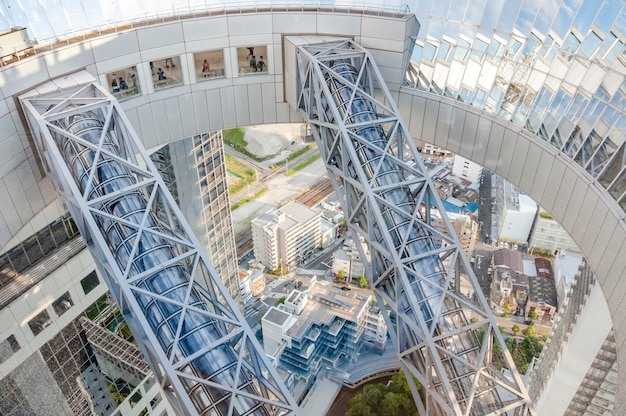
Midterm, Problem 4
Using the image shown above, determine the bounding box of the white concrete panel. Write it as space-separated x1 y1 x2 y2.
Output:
136 104 158 150
360 37 405 55
580 198 608 255
0 98 9 119
0 57 51 97
206 89 223 131
368 50 403 74
0 180 20 236
597 230 626 295
446 106 466 154
518 145 542 194
588 215 621 270
42 44 95 78
261 83 277 124
137 23 184 50
38 176 57 206
247 84 263 126
0 134 24 179
182 17 229 41
185 38 231 54
0 215 9 247
272 13 317 34
4 169 33 224
540 156 566 213
434 103 451 150
317 14 362 36
228 34 273 48
484 123 504 172
571 190 600 247
15 160 44 217
494 129 517 178
94 52 143 75
90 32 140 62
377 66 403 89
164 96 184 141
397 91 412 127
409 97 426 141
275 80 284 103
421 99 439 144
276 102 291 123
227 14 272 36
561 177 590 234
270 44 280 76
178 93 197 138
123 107 141 140
150 100 170 145
551 166 578 221
530 151 554 200
140 45 185 63
233 85 250 127
470 116 491 167
607 249 626 316
219 87 237 128
361 16 406 41
507 139 529 187
459 111 479 158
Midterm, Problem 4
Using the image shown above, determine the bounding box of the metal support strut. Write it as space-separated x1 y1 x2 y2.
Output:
295 39 533 416
20 79 300 416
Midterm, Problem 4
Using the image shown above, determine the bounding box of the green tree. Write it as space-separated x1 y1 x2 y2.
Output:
347 370 418 416
357 275 369 288
502 303 511 317
529 310 538 321
337 269 346 280
275 296 286 305
511 324 520 337
522 324 536 338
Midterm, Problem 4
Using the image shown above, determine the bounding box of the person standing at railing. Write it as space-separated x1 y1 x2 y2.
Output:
157 68 166 81
202 59 210 77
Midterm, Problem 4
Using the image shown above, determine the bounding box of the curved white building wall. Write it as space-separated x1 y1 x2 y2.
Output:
0 8 624 413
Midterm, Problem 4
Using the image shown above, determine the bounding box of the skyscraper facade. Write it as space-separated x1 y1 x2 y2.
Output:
0 1 623 414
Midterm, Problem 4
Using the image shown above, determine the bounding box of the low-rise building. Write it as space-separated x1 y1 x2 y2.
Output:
239 270 252 304
261 280 386 391
252 201 322 270
332 238 369 281
529 209 580 254
452 155 483 184
552 250 584 307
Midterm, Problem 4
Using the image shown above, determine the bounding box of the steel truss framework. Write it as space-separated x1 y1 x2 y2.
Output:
20 81 299 416
295 39 533 416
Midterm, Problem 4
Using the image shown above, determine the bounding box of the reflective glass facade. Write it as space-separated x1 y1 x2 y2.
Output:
1 0 624 211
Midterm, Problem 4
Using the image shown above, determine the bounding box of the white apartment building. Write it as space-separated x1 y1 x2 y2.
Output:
252 201 322 270
495 180 538 244
332 237 369 281
529 209 580 254
452 155 483 184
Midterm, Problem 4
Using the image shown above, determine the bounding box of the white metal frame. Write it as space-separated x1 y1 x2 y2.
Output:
20 81 300 416
295 39 533 416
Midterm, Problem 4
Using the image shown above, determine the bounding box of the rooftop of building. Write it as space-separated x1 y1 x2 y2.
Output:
264 307 291 327
285 281 371 340
493 249 524 274
253 201 320 232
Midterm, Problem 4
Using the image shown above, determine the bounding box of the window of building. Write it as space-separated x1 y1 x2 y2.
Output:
0 334 20 363
579 32 602 59
238 46 268 74
81 271 99 294
28 309 52 336
107 66 140 100
562 32 581 61
151 57 183 90
194 50 225 80
52 291 73 317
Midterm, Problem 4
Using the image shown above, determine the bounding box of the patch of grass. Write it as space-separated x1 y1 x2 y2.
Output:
226 155 257 195
286 153 322 176
231 186 268 210
222 128 247 148
269 145 312 170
